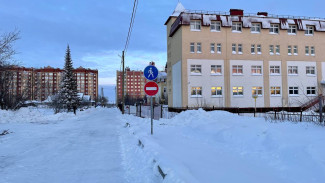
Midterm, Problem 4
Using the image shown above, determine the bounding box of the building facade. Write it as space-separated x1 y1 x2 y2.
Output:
3 66 98 101
166 3 325 108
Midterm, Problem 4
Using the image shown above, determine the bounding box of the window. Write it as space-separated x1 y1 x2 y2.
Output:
232 65 243 75
288 66 298 75
305 46 309 55
211 65 222 75
288 25 297 34
289 86 299 95
211 21 221 32
270 66 280 75
190 65 201 74
233 87 243 96
197 43 202 53
257 44 262 54
191 87 202 96
252 87 263 96
251 23 261 33
238 44 243 54
211 87 222 96
270 87 281 96
305 26 314 35
269 45 274 55
232 44 236 54
276 45 280 55
217 44 222 53
210 43 215 53
270 24 279 34
190 43 195 53
293 46 298 55
311 46 315 55
232 22 242 32
288 46 292 55
306 66 315 75
251 65 262 75
306 87 316 95
251 44 255 54
190 20 201 31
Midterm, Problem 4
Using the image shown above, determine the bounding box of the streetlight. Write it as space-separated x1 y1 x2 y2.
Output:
252 94 258 117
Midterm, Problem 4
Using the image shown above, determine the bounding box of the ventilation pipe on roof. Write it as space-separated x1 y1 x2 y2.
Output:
230 9 244 16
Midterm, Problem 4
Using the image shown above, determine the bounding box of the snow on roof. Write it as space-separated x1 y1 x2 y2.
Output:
83 95 91 101
171 2 185 17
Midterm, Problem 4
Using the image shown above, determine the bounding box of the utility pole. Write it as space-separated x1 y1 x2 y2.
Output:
121 51 125 114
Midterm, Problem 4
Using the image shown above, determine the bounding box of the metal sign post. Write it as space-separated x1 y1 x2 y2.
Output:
151 96 153 135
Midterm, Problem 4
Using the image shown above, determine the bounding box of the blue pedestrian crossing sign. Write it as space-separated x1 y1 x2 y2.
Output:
143 65 158 80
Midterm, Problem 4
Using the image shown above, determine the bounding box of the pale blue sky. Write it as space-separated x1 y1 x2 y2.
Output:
1 0 324 86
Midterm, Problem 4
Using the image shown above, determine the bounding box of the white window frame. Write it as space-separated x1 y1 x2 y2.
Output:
251 65 262 75
232 44 237 54
217 43 222 54
289 86 299 96
197 43 202 53
270 66 280 75
232 65 243 75
269 45 274 55
190 42 195 53
288 66 298 75
288 25 297 35
293 46 298 55
305 46 309 55
288 46 292 55
190 20 201 31
191 87 202 97
210 21 221 32
276 45 280 55
251 23 261 33
232 22 242 32
251 44 255 54
252 86 263 96
305 26 314 35
306 86 316 96
306 66 315 75
269 24 279 34
211 65 222 75
233 86 243 96
210 43 215 53
211 86 222 97
311 46 315 56
257 44 262 54
238 44 243 54
190 65 202 75
270 86 281 96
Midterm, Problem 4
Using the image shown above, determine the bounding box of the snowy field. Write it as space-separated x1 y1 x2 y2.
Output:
1 107 325 183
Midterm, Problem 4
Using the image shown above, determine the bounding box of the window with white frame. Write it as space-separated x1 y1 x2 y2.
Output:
232 65 243 74
252 86 263 96
276 45 280 55
270 66 280 75
211 86 222 96
190 42 195 53
217 43 222 53
306 66 315 75
238 44 243 54
251 23 261 33
233 86 243 96
270 86 281 96
191 87 202 96
211 65 222 75
251 44 255 54
293 46 298 55
251 65 262 75
211 21 221 32
269 45 274 55
269 24 279 34
232 44 237 54
210 43 215 53
288 46 292 55
288 66 298 75
311 46 315 55
190 65 201 74
288 25 297 34
289 86 299 95
190 20 201 31
197 43 202 53
257 44 262 54
306 86 316 95
305 46 309 55
305 26 314 35
232 22 242 32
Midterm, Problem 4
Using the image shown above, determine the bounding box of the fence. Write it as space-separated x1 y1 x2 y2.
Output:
264 111 324 124
124 104 177 120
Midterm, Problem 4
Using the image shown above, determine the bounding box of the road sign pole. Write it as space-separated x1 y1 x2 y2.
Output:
151 96 153 135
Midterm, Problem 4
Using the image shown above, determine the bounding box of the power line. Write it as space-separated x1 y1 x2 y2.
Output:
124 0 138 54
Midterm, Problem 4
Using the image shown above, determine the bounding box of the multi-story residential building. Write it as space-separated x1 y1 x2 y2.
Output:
2 66 98 101
166 3 325 108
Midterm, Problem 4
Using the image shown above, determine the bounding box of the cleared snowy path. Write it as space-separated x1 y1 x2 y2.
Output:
0 108 127 183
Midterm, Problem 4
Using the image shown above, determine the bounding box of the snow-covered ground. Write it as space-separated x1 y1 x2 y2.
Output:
1 107 325 183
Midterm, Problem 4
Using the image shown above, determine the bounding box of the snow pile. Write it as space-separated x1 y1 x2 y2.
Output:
121 109 325 183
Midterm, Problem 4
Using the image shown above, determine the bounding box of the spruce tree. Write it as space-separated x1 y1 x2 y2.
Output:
58 45 79 112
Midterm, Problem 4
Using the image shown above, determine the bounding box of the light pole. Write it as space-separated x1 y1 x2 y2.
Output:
252 94 258 117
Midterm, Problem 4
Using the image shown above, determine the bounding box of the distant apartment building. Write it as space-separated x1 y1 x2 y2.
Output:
2 66 98 101
166 3 325 108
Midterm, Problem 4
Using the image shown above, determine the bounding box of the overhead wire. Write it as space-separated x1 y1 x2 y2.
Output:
124 0 138 55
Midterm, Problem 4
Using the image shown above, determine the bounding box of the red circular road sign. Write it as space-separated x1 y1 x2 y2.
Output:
144 81 159 96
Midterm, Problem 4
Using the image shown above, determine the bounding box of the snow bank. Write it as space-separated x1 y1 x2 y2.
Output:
121 109 325 183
